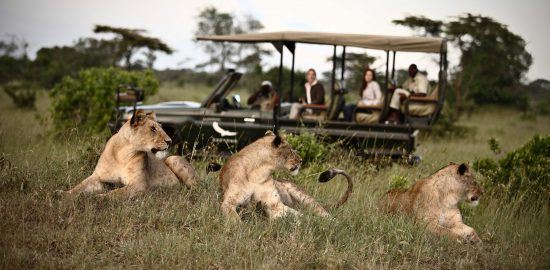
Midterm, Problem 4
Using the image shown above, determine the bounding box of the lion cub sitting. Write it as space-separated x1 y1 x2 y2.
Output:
57 109 199 198
379 163 484 243
219 131 352 221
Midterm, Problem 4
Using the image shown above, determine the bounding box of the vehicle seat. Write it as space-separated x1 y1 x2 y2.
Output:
401 84 438 116
301 82 346 121
354 97 384 124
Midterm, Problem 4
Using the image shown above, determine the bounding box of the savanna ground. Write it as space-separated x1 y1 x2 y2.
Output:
1 83 549 269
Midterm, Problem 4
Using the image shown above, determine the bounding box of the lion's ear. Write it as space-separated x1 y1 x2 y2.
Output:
272 135 282 147
458 163 468 175
265 130 275 136
130 109 146 127
146 111 156 120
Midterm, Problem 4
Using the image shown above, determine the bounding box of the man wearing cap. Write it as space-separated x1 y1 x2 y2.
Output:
247 80 277 111
386 64 429 123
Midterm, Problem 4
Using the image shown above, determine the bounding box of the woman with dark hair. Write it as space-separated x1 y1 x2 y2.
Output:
343 68 383 121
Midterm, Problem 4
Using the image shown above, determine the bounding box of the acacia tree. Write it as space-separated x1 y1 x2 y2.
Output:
194 7 268 73
194 7 236 72
393 14 532 113
233 15 271 72
93 25 173 70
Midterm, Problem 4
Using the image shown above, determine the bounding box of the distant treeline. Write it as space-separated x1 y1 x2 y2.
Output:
1 9 549 115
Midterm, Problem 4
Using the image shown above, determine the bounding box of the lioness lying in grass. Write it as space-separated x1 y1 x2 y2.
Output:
57 109 199 199
379 163 484 243
217 131 353 221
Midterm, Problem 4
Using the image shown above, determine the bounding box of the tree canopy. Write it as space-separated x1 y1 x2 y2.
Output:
394 13 533 111
94 25 173 69
194 7 268 72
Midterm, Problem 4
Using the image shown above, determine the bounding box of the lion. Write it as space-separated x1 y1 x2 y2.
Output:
218 131 353 221
56 109 199 199
379 163 484 243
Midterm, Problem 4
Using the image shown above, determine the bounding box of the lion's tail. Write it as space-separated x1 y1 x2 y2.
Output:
206 162 223 173
318 168 353 209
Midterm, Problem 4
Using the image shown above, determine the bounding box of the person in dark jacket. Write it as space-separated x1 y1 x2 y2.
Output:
289 68 325 119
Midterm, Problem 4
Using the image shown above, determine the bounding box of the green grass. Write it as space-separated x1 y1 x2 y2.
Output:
1 86 549 269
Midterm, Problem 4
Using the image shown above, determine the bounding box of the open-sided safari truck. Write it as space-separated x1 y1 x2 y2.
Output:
110 31 447 161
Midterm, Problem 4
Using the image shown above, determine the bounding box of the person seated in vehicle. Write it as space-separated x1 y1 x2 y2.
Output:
386 64 428 123
289 68 326 119
343 68 383 122
247 80 277 110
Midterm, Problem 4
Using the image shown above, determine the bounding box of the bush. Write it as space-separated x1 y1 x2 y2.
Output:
49 67 159 133
389 175 409 190
3 80 36 109
285 131 329 164
429 104 475 138
474 134 550 201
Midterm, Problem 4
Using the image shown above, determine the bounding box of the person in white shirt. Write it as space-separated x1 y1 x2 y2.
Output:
386 64 428 123
343 68 383 121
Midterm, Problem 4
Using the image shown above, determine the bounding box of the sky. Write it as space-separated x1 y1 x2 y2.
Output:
0 0 548 81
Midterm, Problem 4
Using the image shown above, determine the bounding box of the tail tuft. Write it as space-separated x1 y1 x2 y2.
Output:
206 162 222 173
318 168 353 209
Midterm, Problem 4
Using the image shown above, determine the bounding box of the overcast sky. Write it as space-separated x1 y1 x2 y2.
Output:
1 0 548 81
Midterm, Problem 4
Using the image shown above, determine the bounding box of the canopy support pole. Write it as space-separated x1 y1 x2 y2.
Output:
384 50 389 92
341 46 346 82
391 51 396 80
272 42 284 133
331 45 337 98
285 42 296 102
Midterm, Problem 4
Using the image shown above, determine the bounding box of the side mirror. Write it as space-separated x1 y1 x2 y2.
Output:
232 94 242 109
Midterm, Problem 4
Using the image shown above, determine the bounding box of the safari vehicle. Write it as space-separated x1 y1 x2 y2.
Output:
110 31 448 161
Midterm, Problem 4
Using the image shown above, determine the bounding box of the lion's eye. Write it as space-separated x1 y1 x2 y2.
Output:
150 126 156 132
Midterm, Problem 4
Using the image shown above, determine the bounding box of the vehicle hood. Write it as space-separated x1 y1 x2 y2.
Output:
120 101 201 113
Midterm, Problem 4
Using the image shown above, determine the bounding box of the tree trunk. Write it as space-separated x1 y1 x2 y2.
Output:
454 66 464 116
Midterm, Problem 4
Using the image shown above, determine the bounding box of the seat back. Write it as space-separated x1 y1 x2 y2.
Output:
326 81 347 120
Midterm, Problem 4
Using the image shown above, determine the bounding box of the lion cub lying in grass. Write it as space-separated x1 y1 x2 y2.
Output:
218 131 352 221
379 163 484 243
57 109 199 199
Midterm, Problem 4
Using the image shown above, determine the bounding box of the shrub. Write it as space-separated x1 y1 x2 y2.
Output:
49 67 159 133
389 175 409 190
285 131 328 164
3 80 36 109
474 134 550 201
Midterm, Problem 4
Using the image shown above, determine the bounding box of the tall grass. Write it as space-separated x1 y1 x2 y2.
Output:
0 88 549 269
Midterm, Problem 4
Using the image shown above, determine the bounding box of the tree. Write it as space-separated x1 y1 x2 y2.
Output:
234 15 271 72
31 38 118 88
194 7 237 72
393 14 533 113
194 7 268 73
0 36 30 85
93 25 173 70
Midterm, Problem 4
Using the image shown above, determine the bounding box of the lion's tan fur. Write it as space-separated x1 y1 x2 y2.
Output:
219 131 345 221
58 110 198 198
379 163 484 243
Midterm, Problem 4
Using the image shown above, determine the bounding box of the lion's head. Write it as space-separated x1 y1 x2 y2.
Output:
263 131 302 175
125 109 172 155
451 163 484 207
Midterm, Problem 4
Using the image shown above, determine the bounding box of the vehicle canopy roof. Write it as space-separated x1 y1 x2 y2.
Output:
196 31 446 53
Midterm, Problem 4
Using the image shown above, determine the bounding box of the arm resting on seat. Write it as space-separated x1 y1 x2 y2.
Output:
407 96 438 103
301 104 328 111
